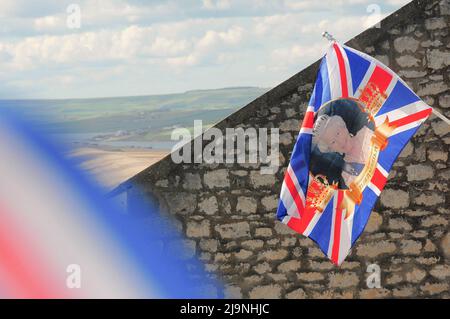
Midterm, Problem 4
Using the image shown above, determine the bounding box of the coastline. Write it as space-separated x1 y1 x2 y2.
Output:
67 145 169 190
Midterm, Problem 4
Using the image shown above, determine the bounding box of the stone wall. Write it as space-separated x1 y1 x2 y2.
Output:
119 0 450 299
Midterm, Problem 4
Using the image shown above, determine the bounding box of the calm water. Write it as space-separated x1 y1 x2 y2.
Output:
51 133 176 151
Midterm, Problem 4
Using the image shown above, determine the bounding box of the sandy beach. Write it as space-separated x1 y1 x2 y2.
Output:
67 146 169 190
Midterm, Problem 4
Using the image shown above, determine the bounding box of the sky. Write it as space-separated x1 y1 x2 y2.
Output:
0 0 412 99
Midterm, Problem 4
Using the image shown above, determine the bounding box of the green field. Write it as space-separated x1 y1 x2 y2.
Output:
0 87 268 144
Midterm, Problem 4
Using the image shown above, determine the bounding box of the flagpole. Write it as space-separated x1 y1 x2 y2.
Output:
432 108 450 126
321 31 450 126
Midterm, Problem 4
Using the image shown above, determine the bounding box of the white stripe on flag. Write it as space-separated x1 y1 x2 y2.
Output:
287 165 306 205
354 62 376 99
377 163 389 177
327 191 338 259
306 105 315 113
303 212 322 237
392 118 429 135
385 77 397 98
368 164 389 196
282 215 291 224
337 209 354 265
280 182 301 218
337 44 354 96
374 100 431 135
300 128 313 135
326 46 342 99
375 101 429 124
368 182 381 196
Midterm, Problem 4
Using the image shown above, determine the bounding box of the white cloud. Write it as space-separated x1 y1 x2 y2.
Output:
149 37 190 57
0 0 413 98
166 54 198 68
0 0 32 18
80 0 149 24
385 0 412 6
284 0 371 10
165 25 245 68
252 12 389 43
0 21 246 72
269 42 326 71
198 26 244 48
0 26 154 70
33 15 63 31
202 0 232 10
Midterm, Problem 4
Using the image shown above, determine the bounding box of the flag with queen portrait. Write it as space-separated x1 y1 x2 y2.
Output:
276 41 432 265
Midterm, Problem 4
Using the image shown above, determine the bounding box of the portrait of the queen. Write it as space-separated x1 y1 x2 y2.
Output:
310 98 375 189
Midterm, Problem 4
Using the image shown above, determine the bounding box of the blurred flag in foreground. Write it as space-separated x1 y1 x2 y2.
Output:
277 41 432 265
0 111 220 298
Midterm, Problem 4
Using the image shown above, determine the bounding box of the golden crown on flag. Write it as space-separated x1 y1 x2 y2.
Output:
359 82 388 120
307 174 338 212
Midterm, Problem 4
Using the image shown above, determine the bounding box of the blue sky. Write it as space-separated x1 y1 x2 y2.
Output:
0 0 411 99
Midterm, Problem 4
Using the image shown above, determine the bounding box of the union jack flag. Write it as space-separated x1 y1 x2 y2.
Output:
277 41 432 265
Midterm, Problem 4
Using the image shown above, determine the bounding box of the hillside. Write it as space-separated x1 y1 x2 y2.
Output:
0 87 269 148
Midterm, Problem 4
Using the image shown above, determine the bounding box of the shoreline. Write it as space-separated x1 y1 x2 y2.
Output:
67 145 169 190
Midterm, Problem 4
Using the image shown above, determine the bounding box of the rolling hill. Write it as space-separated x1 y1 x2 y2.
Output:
0 87 269 148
